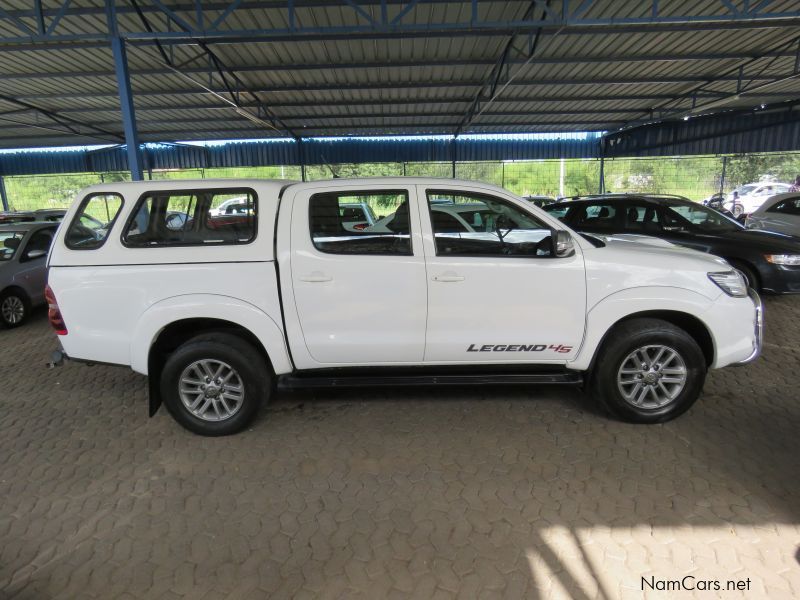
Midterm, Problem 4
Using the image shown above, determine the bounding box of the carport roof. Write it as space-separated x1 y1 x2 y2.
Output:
1 1 799 149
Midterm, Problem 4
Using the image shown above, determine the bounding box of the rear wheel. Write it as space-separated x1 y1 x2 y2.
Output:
160 333 270 436
592 318 706 424
0 290 29 328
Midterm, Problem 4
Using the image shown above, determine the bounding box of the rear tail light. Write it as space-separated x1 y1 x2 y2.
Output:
45 285 67 335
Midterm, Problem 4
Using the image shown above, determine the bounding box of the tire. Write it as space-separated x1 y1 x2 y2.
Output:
591 318 706 424
728 260 759 292
0 289 30 328
160 332 271 436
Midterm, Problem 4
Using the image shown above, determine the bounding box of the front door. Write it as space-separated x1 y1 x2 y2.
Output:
288 185 428 366
419 186 587 363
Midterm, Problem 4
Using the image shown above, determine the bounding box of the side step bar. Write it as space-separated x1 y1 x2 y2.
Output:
277 371 583 391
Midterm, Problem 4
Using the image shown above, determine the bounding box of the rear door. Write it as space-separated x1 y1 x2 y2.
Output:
285 184 428 366
418 185 586 363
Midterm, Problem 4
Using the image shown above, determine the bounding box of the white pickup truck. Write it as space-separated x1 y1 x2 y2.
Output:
47 178 763 436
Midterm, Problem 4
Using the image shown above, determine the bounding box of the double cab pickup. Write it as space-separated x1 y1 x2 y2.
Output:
47 178 762 435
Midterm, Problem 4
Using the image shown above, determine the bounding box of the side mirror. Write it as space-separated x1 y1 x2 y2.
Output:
25 249 47 260
554 230 575 258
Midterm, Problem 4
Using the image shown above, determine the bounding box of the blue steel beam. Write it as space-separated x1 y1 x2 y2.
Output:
110 36 144 180
1 1 800 45
0 177 9 211
3 20 800 51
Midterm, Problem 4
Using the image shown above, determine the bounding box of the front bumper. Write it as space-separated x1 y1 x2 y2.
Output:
731 288 763 366
761 264 800 294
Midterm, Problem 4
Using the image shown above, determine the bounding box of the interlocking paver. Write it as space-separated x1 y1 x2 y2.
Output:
1 299 799 599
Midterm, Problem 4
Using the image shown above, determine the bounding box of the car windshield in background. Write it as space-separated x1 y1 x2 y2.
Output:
0 231 24 261
661 199 742 232
736 184 757 195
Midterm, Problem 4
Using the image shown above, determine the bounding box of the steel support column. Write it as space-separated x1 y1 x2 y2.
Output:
0 176 9 211
110 36 144 180
598 156 605 194
719 155 728 194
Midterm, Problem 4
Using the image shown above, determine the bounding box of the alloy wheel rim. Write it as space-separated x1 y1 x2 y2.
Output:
179 359 245 422
1 296 24 324
616 345 687 409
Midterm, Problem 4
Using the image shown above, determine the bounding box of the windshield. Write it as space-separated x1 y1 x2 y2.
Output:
0 231 24 261
662 199 742 232
736 184 757 195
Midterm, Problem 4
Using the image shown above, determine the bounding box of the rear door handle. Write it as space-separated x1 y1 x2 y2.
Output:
432 272 465 283
299 271 333 283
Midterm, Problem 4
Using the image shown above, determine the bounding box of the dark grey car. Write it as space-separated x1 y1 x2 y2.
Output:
0 222 59 327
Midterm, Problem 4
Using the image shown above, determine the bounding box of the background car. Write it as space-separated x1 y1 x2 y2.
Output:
543 194 800 293
724 182 792 217
208 196 250 217
340 202 377 231
0 222 59 327
33 208 67 222
745 192 800 237
0 211 36 224
523 195 555 208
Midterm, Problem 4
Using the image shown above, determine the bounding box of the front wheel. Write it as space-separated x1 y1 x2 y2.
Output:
591 318 706 424
160 333 271 436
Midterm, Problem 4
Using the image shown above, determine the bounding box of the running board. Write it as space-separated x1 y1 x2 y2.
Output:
277 370 583 391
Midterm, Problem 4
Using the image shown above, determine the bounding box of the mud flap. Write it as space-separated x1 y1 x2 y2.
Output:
148 374 162 417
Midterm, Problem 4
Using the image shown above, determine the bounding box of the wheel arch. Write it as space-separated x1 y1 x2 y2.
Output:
129 294 293 416
585 310 714 381
0 284 30 301
724 257 761 291
147 317 276 417
571 287 717 373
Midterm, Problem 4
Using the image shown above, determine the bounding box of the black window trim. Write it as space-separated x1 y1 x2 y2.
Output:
308 188 413 257
120 187 258 249
425 188 557 259
64 192 125 251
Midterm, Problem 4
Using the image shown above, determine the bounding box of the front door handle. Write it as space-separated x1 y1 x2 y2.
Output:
432 272 465 283
299 271 333 283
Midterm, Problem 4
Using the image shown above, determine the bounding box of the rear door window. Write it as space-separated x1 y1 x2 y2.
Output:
309 191 410 255
123 189 256 247
623 204 661 232
573 203 618 231
65 193 124 250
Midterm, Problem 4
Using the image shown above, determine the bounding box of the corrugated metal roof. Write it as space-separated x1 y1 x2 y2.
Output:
0 1 798 151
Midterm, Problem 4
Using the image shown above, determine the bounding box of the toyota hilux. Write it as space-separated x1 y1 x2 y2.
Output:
46 178 763 436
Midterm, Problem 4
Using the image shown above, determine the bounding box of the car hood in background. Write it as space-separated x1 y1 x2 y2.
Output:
693 227 800 252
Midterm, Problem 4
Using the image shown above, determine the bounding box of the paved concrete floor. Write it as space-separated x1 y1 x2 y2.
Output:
1 299 798 599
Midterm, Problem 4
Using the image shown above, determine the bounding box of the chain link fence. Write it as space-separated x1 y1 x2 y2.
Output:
3 152 800 212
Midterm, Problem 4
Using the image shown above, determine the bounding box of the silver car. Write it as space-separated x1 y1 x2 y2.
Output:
1 222 59 328
745 192 800 237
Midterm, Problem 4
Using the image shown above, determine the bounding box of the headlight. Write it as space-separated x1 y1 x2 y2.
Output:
764 254 800 266
708 271 748 297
